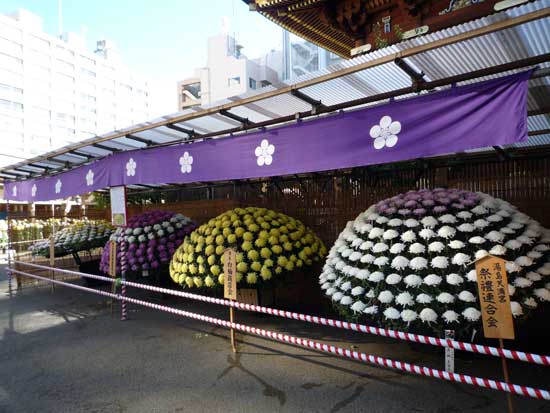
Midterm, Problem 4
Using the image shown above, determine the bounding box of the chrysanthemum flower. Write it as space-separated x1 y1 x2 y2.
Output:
462 307 481 321
383 307 401 320
378 290 394 303
457 291 475 302
419 308 437 322
416 294 433 304
442 310 459 323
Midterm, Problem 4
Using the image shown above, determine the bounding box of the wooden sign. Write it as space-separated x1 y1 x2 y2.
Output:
475 255 515 340
108 240 117 277
238 289 258 306
223 248 237 300
49 235 55 292
402 25 429 40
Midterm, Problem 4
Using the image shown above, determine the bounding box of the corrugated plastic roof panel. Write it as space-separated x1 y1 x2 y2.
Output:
0 0 548 182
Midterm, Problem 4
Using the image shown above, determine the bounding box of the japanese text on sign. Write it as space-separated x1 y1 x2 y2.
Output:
223 248 237 300
475 255 515 339
109 240 117 277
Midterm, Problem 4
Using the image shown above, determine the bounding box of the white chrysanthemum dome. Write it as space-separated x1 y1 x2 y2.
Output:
320 188 550 337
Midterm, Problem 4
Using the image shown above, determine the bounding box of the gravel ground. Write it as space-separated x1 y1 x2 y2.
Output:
1 266 549 413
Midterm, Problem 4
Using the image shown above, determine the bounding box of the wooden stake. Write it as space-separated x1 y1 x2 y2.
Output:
229 302 237 353
499 338 514 413
49 235 55 293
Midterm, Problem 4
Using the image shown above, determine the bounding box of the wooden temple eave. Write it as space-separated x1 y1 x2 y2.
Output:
248 0 535 58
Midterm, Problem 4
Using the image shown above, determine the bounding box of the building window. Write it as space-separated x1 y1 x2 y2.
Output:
0 114 23 129
80 105 97 115
52 126 76 138
228 76 241 87
79 55 96 66
0 98 23 112
0 53 23 72
0 83 23 95
0 68 23 85
55 45 74 61
78 118 96 132
120 83 132 92
180 81 201 104
30 106 50 122
101 88 115 98
28 49 51 65
30 35 49 50
56 59 75 73
0 25 22 42
54 73 75 87
80 93 96 103
0 37 22 56
28 64 50 81
29 94 50 108
249 78 257 89
80 67 96 78
54 112 75 124
3 131 24 148
53 98 75 113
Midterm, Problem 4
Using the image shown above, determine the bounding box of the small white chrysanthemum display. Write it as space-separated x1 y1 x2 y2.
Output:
321 188 550 337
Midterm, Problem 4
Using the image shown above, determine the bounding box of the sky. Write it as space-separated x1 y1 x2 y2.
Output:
0 0 284 112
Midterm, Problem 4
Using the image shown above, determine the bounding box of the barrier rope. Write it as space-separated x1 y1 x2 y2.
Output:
7 267 550 401
12 260 550 366
6 238 47 245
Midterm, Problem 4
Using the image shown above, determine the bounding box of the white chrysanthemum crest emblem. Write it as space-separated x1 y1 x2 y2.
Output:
369 115 401 150
178 151 193 174
126 158 137 176
255 139 275 166
55 179 62 194
31 184 37 197
86 169 94 186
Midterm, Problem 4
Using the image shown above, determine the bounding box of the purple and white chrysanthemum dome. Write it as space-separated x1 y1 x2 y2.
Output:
320 188 550 337
100 210 196 276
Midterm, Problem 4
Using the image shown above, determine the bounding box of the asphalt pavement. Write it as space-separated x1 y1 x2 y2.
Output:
1 265 549 413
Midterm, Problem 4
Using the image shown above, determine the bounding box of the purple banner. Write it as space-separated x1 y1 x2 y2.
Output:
4 71 530 202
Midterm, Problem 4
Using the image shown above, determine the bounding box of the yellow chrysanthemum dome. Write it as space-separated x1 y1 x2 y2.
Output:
169 207 326 288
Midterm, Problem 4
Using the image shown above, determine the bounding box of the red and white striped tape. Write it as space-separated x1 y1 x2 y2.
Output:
9 268 118 299
13 260 550 366
8 238 47 245
9 267 549 401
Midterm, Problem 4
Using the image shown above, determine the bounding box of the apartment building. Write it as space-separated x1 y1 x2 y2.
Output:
0 9 153 167
177 33 281 110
